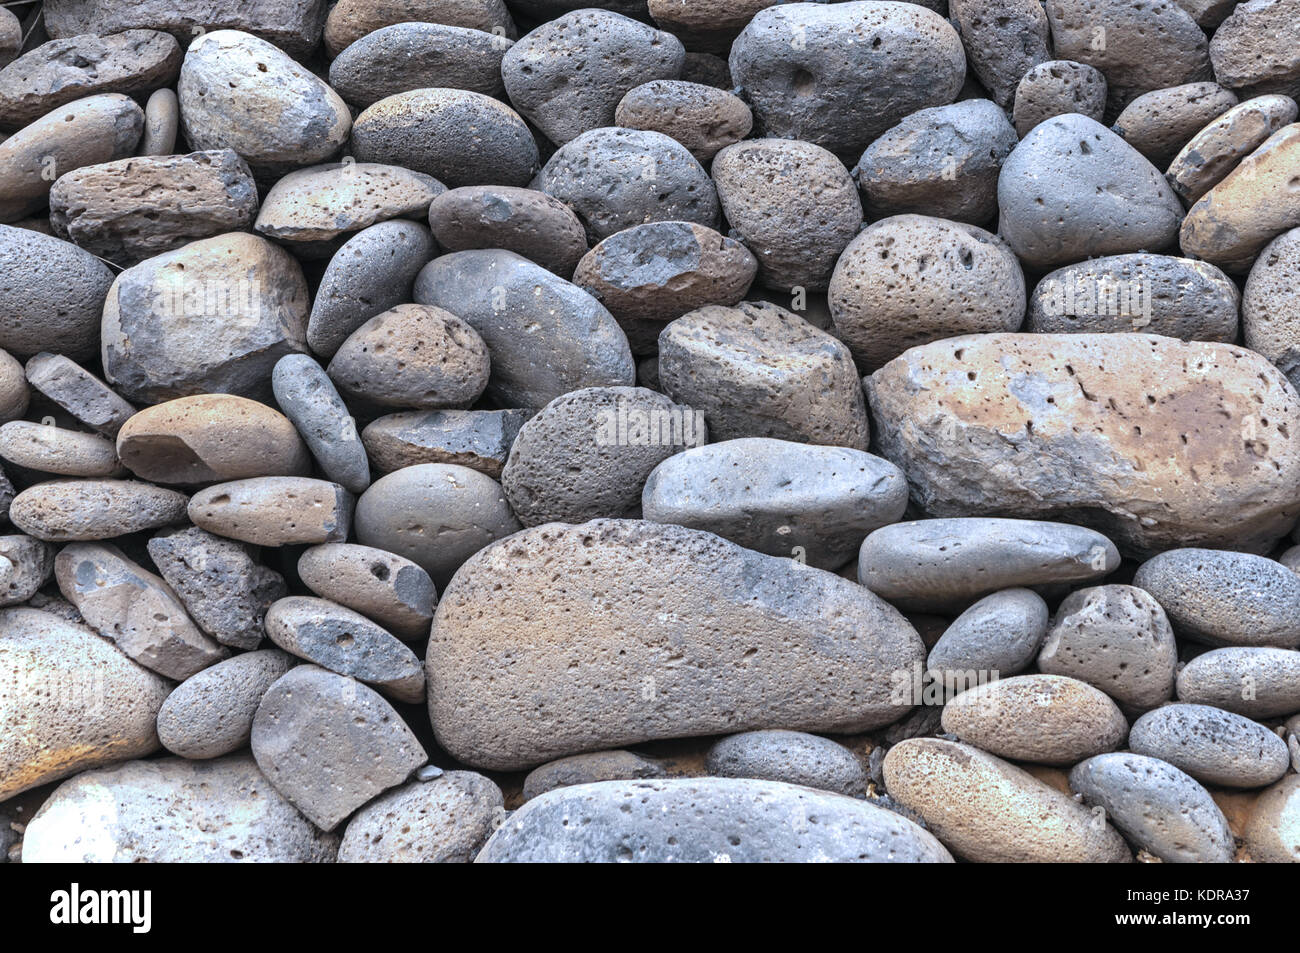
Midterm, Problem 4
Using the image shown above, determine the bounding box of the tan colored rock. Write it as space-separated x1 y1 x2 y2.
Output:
427 519 925 771
1111 82 1237 167
9 479 188 541
615 80 752 162
116 394 310 484
0 422 121 477
1167 94 1298 205
140 88 179 155
865 333 1300 557
323 0 516 57
882 738 1132 863
1242 774 1300 862
189 477 353 547
0 348 27 422
298 543 435 640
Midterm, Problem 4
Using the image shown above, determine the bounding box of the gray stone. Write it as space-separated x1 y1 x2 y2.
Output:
306 221 435 360
926 588 1049 682
502 9 684 146
24 353 135 437
502 386 703 527
140 88 178 155
355 463 521 589
426 186 588 277
0 348 26 422
323 0 515 58
10 479 188 541
1134 548 1300 648
712 138 861 292
55 542 227 680
0 226 114 361
851 100 1018 225
0 535 54 607
478 777 951 862
298 543 435 640
1012 60 1107 137
705 730 867 798
362 409 530 479
1112 82 1238 167
272 354 370 495
21 755 337 862
427 519 925 770
997 114 1183 269
0 607 171 800
642 437 906 570
614 80 752 162
522 750 667 801
1209 0 1300 99
146 527 287 651
1069 752 1235 863
339 772 504 863
415 249 634 408
1177 647 1300 718
0 422 121 477
1244 227 1300 391
729 1 966 158
156 649 297 759
532 127 719 242
189 477 354 547
329 22 509 108
947 0 1048 106
659 301 870 450
859 518 1120 614
1166 94 1298 204
251 665 428 831
1128 703 1289 789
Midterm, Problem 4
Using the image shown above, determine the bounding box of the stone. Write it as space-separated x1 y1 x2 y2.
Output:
178 30 350 179
323 0 516 57
659 301 870 450
997 114 1183 269
146 527 287 651
298 543 435 640
362 409 529 480
859 518 1120 614
572 221 757 353
1174 0 1239 27
0 607 171 800
947 0 1049 107
116 395 310 485
1025 254 1239 342
1209 0 1300 99
1112 82 1238 167
1012 60 1107 137
502 10 684 146
712 138 861 292
55 542 227 680
254 163 443 255
140 88 178 155
307 220 435 360
21 755 337 862
0 93 143 223
24 353 135 437
1176 647 1300 718
705 730 867 798
865 334 1300 557
828 215 1025 370
0 348 26 422
426 186 587 277
0 8 16 69
0 225 114 361
251 665 428 831
477 777 952 863
1069 752 1235 863
1128 703 1289 788
614 80 752 162
351 89 538 188
0 422 121 477
327 304 489 410
156 649 297 759
329 22 509 108
1166 94 1298 205
47 150 259 266
941 674 1129 765
1133 548 1300 648
503 386 703 526
1180 123 1300 272
885 738 1133 863
355 463 520 588
101 232 309 404
339 772 504 863
427 519 925 770
0 30 181 130
532 127 719 242
1244 227 1300 390
522 750 667 801
272 355 370 495
926 589 1049 683
729 1 966 158
642 437 907 570
10 479 188 541
0 535 55 606
646 0 772 53
265 596 424 704
415 249 634 407
851 100 1019 225
1044 0 1211 118
681 51 732 88
1039 585 1179 711
189 477 354 547
1242 774 1300 862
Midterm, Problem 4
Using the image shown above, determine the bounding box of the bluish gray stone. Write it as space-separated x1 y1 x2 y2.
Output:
272 354 370 495
926 588 1048 681
1128 703 1289 789
705 730 867 798
1176 647 1300 718
157 649 297 759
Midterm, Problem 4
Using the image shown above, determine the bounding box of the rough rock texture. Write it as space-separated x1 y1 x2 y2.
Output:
426 519 925 771
522 750 667 801
323 0 516 58
865 333 1300 557
361 409 530 479
272 354 371 494
1167 94 1299 205
1176 647 1300 718
1243 227 1300 391
1242 774 1300 861
0 535 55 607
10 479 188 541
189 477 354 547
1209 0 1300 99
329 23 510 108
297 543 435 640
24 353 135 437
339 772 503 863
0 226 115 361
614 80 752 162
1012 60 1107 137
947 0 1049 107
1112 83 1238 167
426 186 588 277
1128 703 1289 788
705 730 868 797
927 588 1049 681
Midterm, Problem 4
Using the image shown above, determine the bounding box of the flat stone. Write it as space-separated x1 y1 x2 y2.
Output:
156 649 297 759
361 409 531 479
298 543 435 640
1167 94 1298 204
251 665 428 831
272 354 370 495
0 226 114 361
426 186 588 278
1128 703 1289 788
1176 647 1300 718
24 353 135 437
705 730 867 798
10 479 188 541
189 477 354 547
339 772 504 863
522 750 667 802
0 421 121 477
427 519 925 771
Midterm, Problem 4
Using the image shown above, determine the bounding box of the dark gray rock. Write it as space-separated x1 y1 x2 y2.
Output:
272 354 370 495
1177 647 1300 718
1128 703 1289 789
0 226 114 361
1012 59 1107 137
705 730 867 798
926 588 1049 681
329 22 509 108
522 750 667 802
339 772 504 863
362 409 531 479
947 0 1048 106
426 186 588 277
156 649 297 759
